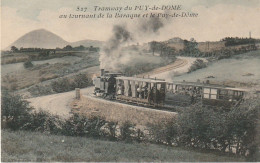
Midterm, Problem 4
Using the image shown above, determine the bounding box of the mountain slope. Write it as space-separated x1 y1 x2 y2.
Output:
6 29 104 50
7 29 69 49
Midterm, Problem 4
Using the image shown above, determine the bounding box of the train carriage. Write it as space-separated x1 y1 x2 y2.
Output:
166 81 248 107
93 69 251 108
115 76 166 106
201 86 247 107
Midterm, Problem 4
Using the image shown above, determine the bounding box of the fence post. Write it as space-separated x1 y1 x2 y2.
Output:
75 88 80 100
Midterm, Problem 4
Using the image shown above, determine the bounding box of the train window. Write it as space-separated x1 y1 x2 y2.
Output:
204 88 210 94
211 95 217 99
210 89 217 99
157 84 161 90
219 89 227 95
228 90 233 95
167 84 173 91
124 80 130 96
233 91 244 99
203 88 217 99
172 84 176 93
211 89 217 94
161 83 165 90
219 89 228 99
204 93 210 99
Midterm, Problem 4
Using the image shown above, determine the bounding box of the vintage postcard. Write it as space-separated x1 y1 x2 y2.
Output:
1 0 260 162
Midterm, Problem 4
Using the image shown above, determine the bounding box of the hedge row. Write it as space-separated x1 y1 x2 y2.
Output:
1 93 259 161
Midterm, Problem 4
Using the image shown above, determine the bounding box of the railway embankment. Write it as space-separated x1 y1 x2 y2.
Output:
72 92 177 126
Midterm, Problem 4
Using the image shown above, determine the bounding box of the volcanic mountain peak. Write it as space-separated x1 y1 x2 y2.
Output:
6 29 104 50
7 29 69 49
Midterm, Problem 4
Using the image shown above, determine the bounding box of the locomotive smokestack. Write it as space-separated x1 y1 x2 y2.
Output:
101 69 104 76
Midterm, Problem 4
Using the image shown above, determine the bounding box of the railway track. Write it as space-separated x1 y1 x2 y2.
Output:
92 95 177 112
138 59 188 77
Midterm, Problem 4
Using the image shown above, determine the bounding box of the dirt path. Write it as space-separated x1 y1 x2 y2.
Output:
27 87 93 118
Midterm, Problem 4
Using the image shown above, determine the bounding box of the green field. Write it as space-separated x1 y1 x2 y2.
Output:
174 50 260 87
1 130 245 162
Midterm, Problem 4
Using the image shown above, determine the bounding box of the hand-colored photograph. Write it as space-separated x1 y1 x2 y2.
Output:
1 0 260 162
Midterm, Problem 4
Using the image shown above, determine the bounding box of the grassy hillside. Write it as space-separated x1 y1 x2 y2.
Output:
173 50 260 87
1 130 244 162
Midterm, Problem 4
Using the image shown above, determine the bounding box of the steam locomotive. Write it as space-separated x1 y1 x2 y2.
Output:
93 69 249 108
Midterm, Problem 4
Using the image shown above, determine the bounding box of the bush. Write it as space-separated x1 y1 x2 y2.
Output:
51 78 71 93
148 120 177 145
146 99 259 158
23 61 33 68
188 59 207 73
51 74 92 93
162 99 260 158
2 90 258 159
1 92 33 130
22 110 62 134
104 121 119 141
61 114 106 138
226 99 259 157
119 121 135 142
72 74 91 88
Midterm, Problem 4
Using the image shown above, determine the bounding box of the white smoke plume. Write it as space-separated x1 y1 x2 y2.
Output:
99 16 168 71
100 24 134 70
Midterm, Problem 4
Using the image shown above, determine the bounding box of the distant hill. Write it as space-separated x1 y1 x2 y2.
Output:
6 29 104 50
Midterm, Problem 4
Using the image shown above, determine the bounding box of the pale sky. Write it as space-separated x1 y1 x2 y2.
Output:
1 0 260 49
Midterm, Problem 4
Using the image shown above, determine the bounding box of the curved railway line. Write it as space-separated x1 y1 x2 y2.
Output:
138 58 188 77
28 58 189 118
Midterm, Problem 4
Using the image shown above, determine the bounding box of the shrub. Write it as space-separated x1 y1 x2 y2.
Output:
1 92 33 130
61 114 106 138
22 110 62 134
226 99 259 157
51 78 71 93
104 121 119 141
164 99 260 158
119 121 135 142
23 61 33 68
51 74 92 93
148 120 177 145
72 74 91 88
188 59 207 73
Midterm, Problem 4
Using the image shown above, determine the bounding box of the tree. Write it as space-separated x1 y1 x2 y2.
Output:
1 92 33 130
11 46 18 52
23 61 34 68
63 45 73 51
183 39 199 56
79 45 85 51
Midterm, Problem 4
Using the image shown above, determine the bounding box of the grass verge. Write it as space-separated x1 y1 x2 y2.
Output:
1 129 245 162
